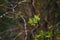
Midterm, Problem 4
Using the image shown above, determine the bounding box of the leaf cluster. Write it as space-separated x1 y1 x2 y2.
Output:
35 29 60 40
35 30 52 40
28 15 40 26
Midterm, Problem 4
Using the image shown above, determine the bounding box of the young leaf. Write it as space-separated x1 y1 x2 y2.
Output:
28 18 33 24
33 18 37 23
39 30 45 38
34 15 40 21
45 32 52 38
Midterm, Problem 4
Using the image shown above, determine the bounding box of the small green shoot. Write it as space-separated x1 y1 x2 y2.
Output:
28 15 40 26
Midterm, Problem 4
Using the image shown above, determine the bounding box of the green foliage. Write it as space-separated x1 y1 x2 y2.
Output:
54 29 60 36
35 29 60 40
35 30 45 40
39 30 45 38
28 15 40 26
35 30 45 39
45 31 52 38
35 30 52 39
35 34 40 40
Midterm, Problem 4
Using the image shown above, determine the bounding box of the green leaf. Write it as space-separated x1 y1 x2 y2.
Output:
33 18 37 23
28 15 40 26
54 29 60 35
28 18 33 24
34 15 40 21
45 32 52 38
31 23 35 26
39 30 45 38
35 35 40 38
35 38 38 40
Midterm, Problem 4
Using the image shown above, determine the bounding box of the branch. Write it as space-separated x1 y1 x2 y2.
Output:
13 31 24 40
13 15 27 40
0 0 26 18
0 12 8 18
13 0 26 8
20 15 27 40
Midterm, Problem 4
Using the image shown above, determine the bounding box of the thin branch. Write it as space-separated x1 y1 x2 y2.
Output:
20 15 27 40
13 15 27 40
13 31 24 40
0 12 8 18
0 0 26 18
13 0 26 8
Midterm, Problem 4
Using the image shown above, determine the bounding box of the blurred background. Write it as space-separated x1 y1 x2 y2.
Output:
0 0 60 40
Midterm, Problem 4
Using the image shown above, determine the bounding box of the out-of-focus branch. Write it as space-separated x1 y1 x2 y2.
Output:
13 15 27 40
20 15 27 40
0 12 8 18
13 0 27 9
0 0 25 18
13 31 24 40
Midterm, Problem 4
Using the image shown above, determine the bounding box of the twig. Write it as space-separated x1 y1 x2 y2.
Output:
0 12 8 18
13 15 27 40
20 15 27 40
13 31 24 40
0 0 26 18
13 0 26 8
